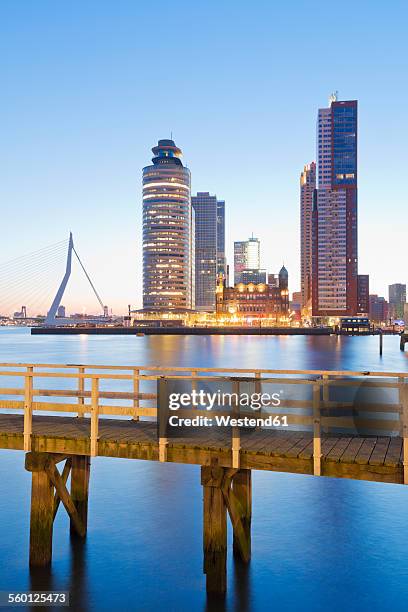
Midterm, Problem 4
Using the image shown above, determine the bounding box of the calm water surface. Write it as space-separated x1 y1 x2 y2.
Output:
0 328 408 612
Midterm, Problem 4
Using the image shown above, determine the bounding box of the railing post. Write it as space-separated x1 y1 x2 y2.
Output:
78 366 85 418
322 374 329 434
255 371 261 395
231 380 240 469
158 377 168 462
313 382 321 476
133 369 140 421
398 376 404 438
90 377 99 457
402 381 408 484
191 370 198 395
24 366 33 451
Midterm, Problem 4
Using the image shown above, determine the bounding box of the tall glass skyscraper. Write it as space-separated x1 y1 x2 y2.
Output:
312 96 358 316
142 139 194 311
389 283 406 320
192 192 226 311
234 236 261 284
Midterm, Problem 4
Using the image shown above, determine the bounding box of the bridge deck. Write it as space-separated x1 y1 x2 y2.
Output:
0 414 403 484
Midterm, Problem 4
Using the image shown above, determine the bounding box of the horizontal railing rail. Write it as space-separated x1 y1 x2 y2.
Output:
0 363 407 481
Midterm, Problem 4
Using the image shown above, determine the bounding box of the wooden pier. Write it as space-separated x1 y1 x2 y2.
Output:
1 363 408 594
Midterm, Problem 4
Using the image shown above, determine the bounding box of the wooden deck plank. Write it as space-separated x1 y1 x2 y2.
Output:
0 413 404 483
325 438 353 462
369 437 391 466
355 438 377 465
384 437 403 466
339 438 365 463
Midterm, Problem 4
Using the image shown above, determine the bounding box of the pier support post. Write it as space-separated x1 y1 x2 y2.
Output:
70 456 90 536
26 454 54 567
201 464 227 595
232 469 252 561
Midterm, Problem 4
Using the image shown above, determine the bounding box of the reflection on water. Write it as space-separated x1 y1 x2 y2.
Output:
1 329 408 611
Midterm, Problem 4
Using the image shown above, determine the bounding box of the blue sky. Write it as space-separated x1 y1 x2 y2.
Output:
1 1 407 314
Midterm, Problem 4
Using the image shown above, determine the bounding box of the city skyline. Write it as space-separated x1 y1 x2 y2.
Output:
1 2 407 313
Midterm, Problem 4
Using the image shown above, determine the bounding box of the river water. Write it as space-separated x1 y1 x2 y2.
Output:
0 328 407 612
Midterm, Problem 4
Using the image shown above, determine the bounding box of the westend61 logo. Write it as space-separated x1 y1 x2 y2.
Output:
165 389 288 429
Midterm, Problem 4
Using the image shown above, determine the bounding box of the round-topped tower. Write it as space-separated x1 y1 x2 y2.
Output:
142 139 194 311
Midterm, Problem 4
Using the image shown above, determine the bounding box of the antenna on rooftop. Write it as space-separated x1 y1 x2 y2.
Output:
329 91 339 104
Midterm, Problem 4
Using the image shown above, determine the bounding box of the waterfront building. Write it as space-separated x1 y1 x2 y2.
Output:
234 236 260 284
388 283 406 320
192 192 226 311
216 279 289 321
57 305 66 318
357 275 369 315
142 139 194 311
312 95 358 317
300 162 316 309
369 295 388 324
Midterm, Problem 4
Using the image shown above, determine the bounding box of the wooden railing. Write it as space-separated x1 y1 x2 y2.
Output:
0 363 408 480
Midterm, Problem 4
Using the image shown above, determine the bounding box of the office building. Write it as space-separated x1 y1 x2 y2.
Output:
192 192 225 311
357 275 369 315
300 162 316 308
241 269 267 284
388 283 406 320
312 95 358 317
369 295 388 324
234 236 261 284
142 139 194 311
217 200 227 280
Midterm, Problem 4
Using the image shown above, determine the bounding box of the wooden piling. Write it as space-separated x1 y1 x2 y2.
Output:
379 332 383 355
26 454 54 566
70 456 90 536
201 465 227 595
232 469 251 561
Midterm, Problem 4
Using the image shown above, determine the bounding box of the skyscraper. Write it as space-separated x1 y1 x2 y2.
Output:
312 95 358 317
142 139 194 311
192 192 225 311
388 283 406 320
234 241 247 284
217 200 226 280
234 236 261 284
300 162 316 309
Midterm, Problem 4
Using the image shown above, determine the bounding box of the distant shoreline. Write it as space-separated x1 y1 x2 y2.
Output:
32 326 337 336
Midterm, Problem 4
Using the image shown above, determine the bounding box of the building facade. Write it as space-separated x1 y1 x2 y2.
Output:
234 236 261 284
192 192 220 311
300 162 316 308
357 274 369 315
241 269 267 284
312 96 358 317
142 139 194 311
388 283 406 320
216 281 289 321
369 295 388 323
216 200 227 280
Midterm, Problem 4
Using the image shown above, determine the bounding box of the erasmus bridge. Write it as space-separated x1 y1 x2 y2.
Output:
0 233 109 324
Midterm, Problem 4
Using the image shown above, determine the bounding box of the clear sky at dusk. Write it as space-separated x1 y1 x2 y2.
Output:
1 1 407 315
